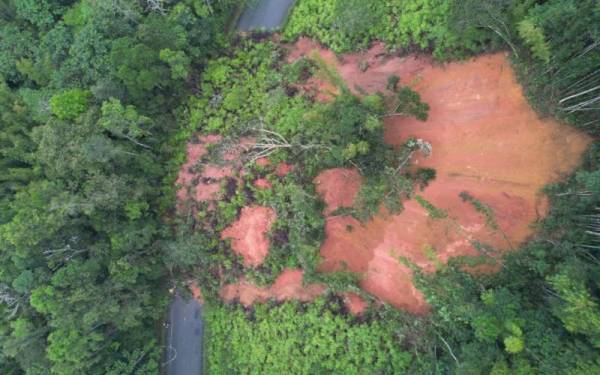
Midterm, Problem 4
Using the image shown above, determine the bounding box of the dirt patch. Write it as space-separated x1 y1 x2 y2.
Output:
220 268 325 306
275 162 294 177
253 178 273 190
181 39 590 314
176 135 258 210
292 38 592 313
314 168 362 215
256 157 271 167
187 281 205 304
176 134 235 207
221 206 277 268
343 292 368 315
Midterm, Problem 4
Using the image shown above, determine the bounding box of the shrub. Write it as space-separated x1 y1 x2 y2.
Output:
205 299 413 374
49 89 91 120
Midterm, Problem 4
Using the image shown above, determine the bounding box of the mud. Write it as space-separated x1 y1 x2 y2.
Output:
221 206 277 268
220 269 325 306
181 38 590 314
253 178 273 190
314 168 362 215
291 38 591 313
188 281 205 304
275 162 294 177
343 292 368 315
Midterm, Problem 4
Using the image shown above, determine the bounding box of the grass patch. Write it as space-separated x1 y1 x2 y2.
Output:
459 191 498 229
415 195 447 219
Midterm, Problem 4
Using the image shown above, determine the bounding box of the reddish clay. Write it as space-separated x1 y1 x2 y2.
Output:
291 38 592 313
188 281 205 303
175 134 241 206
253 178 273 189
314 168 362 214
255 157 271 167
176 136 264 214
275 162 294 177
220 269 325 306
221 206 277 268
343 292 368 315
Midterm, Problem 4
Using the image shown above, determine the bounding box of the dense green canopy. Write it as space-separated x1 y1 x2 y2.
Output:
0 0 598 374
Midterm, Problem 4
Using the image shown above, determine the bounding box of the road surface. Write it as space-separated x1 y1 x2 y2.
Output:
165 296 203 375
237 0 296 31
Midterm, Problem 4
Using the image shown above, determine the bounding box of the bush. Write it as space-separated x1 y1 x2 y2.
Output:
49 89 91 120
205 299 413 374
284 0 489 59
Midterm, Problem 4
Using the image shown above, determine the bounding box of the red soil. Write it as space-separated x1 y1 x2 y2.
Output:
343 292 368 315
275 162 294 177
291 38 592 314
176 135 258 208
314 168 362 214
176 134 233 206
253 178 273 190
220 268 325 306
188 281 205 304
256 157 271 167
180 39 590 313
221 206 277 268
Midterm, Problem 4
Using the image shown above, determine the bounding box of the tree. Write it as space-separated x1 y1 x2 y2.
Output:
450 0 521 56
0 26 34 85
159 49 191 80
49 89 91 120
99 98 153 149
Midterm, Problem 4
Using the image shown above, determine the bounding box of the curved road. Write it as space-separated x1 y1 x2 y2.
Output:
165 2 298 374
237 0 296 31
165 296 203 375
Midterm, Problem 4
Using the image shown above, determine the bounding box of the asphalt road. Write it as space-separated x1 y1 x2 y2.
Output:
237 0 296 31
164 2 297 374
165 296 203 375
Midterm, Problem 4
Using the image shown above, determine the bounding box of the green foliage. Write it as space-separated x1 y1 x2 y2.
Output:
110 37 169 99
0 25 34 85
459 191 498 229
387 74 400 92
3 1 599 374
189 41 283 134
285 0 490 59
413 144 600 373
517 19 551 63
392 87 430 121
549 269 600 348
49 89 91 120
259 179 324 281
159 48 191 80
410 167 437 190
99 98 153 148
206 299 412 374
415 195 447 219
512 0 600 133
0 0 238 373
354 167 413 220
62 0 94 27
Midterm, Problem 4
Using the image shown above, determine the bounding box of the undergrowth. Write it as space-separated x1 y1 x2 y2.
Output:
284 0 492 59
205 298 415 374
176 41 431 291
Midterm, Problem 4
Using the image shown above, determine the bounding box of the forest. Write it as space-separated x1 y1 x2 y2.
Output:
0 0 599 374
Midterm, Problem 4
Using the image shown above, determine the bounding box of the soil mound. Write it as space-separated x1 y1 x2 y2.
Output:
180 39 590 314
314 168 362 215
221 206 277 268
188 281 204 303
220 269 325 306
343 292 368 315
176 135 256 208
293 38 592 313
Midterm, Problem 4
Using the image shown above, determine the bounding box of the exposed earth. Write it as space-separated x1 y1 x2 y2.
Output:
178 38 591 314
